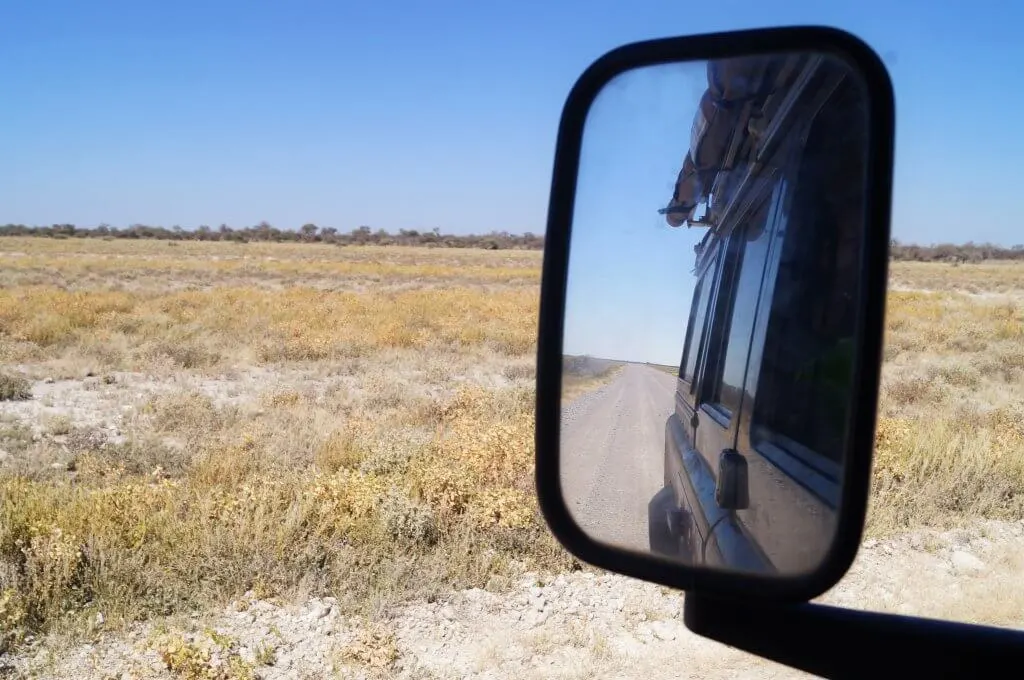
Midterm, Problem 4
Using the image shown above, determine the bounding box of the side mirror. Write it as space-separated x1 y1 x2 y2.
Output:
533 26 1024 676
535 25 894 603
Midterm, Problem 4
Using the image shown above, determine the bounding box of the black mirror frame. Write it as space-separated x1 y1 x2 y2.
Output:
534 25 895 603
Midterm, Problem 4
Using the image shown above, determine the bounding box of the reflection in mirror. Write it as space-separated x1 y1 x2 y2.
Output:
559 51 870 577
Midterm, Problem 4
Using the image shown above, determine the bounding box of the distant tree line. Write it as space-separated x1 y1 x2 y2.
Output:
890 239 1024 263
0 222 545 250
3 224 1023 260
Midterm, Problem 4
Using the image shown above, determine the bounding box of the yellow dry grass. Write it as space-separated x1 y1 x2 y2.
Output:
869 261 1024 535
0 386 570 648
889 259 1024 296
0 286 539 370
0 237 541 292
561 367 623 405
0 239 565 653
1 241 1022 653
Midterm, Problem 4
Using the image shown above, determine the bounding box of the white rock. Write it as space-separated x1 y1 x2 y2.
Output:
650 621 677 641
951 550 986 573
308 604 331 621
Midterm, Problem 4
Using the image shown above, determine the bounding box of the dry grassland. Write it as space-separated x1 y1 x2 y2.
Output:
0 242 1021 656
560 360 625 406
872 261 1024 534
0 238 564 654
0 237 541 294
560 371 622 406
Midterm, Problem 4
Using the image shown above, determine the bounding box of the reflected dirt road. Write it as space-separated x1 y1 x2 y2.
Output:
560 363 678 553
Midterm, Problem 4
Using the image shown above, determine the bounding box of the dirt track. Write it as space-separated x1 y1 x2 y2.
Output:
559 364 678 553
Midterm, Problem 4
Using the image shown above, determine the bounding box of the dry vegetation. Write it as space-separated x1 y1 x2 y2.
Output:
889 240 1024 264
1 240 1022 659
0 239 564 656
0 237 541 295
888 259 1024 297
870 260 1024 534
560 357 625 405
0 224 545 250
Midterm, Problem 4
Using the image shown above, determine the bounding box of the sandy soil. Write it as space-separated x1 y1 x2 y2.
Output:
4 367 1023 679
6 518 1022 679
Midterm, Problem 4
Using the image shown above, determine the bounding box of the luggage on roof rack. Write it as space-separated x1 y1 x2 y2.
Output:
663 53 815 229
665 153 700 227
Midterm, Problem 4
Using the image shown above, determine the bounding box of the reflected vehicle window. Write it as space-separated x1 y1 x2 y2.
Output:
680 254 718 385
750 77 867 468
706 197 773 416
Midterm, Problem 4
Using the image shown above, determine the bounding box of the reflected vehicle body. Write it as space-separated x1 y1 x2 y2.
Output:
650 53 867 574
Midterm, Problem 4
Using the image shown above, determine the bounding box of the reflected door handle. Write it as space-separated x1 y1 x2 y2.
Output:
716 449 749 510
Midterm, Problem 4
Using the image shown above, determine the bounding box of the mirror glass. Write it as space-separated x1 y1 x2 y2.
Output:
559 51 871 577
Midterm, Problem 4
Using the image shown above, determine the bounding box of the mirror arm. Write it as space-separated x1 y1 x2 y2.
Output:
684 593 1024 677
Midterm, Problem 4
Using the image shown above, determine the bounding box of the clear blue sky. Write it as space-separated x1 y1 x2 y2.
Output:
564 62 707 365
1 0 1022 243
2 1 1021 364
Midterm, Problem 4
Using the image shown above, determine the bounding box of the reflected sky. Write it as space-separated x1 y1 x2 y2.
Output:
564 62 708 366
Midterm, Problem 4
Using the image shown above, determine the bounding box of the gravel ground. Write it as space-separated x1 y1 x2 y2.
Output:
5 371 1024 678
559 365 677 554
7 521 1022 679
559 381 613 430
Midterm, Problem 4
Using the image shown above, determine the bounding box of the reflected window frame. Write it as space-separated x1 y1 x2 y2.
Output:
701 190 777 422
743 76 869 490
679 241 721 392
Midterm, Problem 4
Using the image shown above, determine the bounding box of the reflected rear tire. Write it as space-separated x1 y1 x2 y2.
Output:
648 486 681 557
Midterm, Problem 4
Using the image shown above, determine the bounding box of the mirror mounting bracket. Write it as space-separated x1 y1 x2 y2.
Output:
684 593 1024 677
